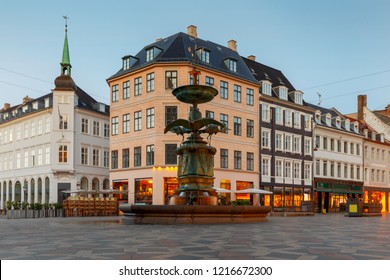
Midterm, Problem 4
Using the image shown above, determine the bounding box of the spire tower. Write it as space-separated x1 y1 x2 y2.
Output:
61 16 71 76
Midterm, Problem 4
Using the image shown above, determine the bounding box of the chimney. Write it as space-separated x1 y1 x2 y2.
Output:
357 94 367 121
187 25 197 38
247 55 256 61
23 96 32 104
3 103 10 110
386 105 390 116
156 38 162 42
228 40 237 51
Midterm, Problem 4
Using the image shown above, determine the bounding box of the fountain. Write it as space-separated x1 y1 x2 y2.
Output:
120 66 272 224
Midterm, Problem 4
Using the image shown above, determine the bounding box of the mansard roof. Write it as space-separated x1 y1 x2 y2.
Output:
0 87 109 124
108 32 258 84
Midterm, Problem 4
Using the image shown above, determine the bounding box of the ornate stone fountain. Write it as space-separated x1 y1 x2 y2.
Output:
120 67 272 224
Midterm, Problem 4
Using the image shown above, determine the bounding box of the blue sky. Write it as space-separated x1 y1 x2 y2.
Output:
1 0 389 114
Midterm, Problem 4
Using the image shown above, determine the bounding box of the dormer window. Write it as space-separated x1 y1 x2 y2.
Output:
345 119 350 131
353 122 359 133
197 48 210 63
371 131 376 141
315 111 321 123
335 117 341 128
261 81 272 96
290 90 303 105
123 57 130 70
380 133 385 142
277 87 288 100
224 58 237 72
146 47 162 62
32 102 38 110
325 114 331 126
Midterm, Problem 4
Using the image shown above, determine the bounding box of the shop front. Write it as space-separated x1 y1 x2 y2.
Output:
263 186 312 212
134 178 153 205
112 179 128 202
314 180 363 213
363 187 389 213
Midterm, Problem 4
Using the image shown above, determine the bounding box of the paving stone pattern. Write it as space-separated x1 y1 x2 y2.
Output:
1 214 389 260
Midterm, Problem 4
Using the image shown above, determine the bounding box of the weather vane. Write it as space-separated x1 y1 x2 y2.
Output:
63 15 69 32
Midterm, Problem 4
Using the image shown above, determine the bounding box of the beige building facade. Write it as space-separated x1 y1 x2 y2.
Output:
107 26 260 205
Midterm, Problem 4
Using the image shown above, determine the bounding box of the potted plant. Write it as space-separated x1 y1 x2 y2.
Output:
5 201 12 218
29 202 36 218
43 202 50 217
53 203 64 217
12 201 21 218
35 202 43 218
21 201 29 218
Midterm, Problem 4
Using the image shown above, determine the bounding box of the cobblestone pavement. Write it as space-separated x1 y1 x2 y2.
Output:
1 213 389 260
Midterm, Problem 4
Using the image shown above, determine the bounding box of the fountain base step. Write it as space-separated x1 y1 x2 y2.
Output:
120 205 272 224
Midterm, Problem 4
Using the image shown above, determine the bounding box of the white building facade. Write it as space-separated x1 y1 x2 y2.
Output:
0 28 110 210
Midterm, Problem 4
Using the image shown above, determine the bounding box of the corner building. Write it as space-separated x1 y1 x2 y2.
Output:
0 28 110 210
107 26 261 205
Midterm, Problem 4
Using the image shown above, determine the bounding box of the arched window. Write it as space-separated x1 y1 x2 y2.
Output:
45 177 50 203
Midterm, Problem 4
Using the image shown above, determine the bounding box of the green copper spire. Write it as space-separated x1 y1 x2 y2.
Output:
61 16 71 76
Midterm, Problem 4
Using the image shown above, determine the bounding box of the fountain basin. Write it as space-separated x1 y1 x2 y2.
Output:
120 204 272 224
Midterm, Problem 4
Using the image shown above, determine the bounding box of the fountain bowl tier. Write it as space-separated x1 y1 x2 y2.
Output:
120 205 272 224
173 85 218 105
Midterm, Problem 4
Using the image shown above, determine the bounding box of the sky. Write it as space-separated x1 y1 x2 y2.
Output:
1 0 390 114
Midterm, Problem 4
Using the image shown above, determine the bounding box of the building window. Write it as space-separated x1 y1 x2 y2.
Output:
275 108 283 124
279 87 288 100
123 81 130 99
304 138 311 155
112 84 119 102
123 114 130 133
285 110 292 126
225 59 237 72
93 149 99 167
304 115 311 130
262 82 272 95
206 110 214 119
276 133 283 150
262 104 270 122
323 137 328 150
81 147 88 165
205 76 214 87
165 71 177 89
93 121 100 136
220 149 228 168
247 152 254 171
261 157 270 176
350 165 355 179
146 48 154 62
165 106 177 126
261 130 270 148
45 147 50 164
294 162 301 179
233 117 241 136
165 144 177 165
198 49 210 63
246 119 254 138
350 143 355 155
315 160 320 176
103 150 109 167
111 116 118 135
220 114 228 133
58 145 68 163
344 164 348 179
285 161 292 178
293 112 300 128
304 163 311 180
323 161 328 176
122 148 129 168
24 151 29 168
246 88 254 106
134 77 142 96
146 72 155 92
104 123 110 138
134 111 142 131
338 140 342 152
220 81 228 99
344 141 348 153
285 135 292 151
275 160 282 177
234 151 241 170
337 163 342 178
146 107 155 128
111 150 118 169
293 136 301 153
233 84 241 103
330 162 335 177
37 120 43 135
81 118 89 134
59 114 68 130
134 147 141 167
294 92 303 105
146 145 154 166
